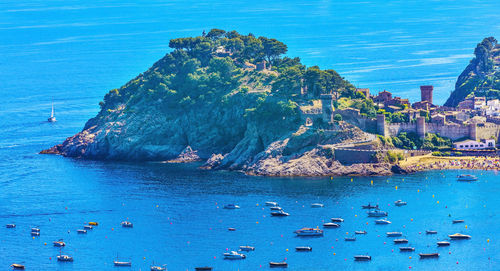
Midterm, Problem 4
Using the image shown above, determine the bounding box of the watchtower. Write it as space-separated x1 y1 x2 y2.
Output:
420 85 433 104
320 94 334 123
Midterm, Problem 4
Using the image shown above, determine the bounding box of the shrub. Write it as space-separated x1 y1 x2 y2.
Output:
333 113 342 122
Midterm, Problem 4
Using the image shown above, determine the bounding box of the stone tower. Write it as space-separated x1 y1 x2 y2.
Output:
420 85 433 104
377 114 387 136
468 123 477 140
320 94 334 123
416 116 426 138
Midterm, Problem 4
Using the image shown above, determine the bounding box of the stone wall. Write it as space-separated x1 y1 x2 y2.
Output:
333 148 378 165
334 109 377 133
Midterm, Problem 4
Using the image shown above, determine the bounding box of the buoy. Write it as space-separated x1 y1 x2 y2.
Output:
411 218 413 221
286 249 289 251
432 194 435 198
395 186 398 190
44 243 47 245
334 252 336 255
409 256 411 259
371 180 373 185
351 178 353 182
256 221 259 224
487 239 490 243
417 189 420 192
437 201 439 204
355 214 357 217
465 225 468 229
143 257 146 259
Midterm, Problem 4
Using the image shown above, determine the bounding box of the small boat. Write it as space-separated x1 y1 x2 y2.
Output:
239 245 255 251
457 174 478 181
355 231 367 235
345 237 356 241
31 228 40 232
48 103 56 122
367 210 388 217
271 210 289 216
295 246 312 251
311 203 324 208
394 200 407 206
223 251 246 260
362 203 379 209
426 230 437 234
452 219 464 224
57 255 73 262
150 265 166 271
270 206 283 211
10 264 25 269
53 240 66 247
223 204 240 209
375 219 391 224
77 229 87 234
195 267 212 271
114 261 132 266
31 231 40 236
88 222 98 226
121 221 133 228
419 253 439 258
354 255 371 261
265 202 279 206
269 261 288 268
331 218 344 222
399 247 415 252
83 225 93 230
387 232 403 237
323 222 340 228
448 233 471 239
437 241 450 246
394 239 408 244
6 224 16 228
294 227 323 237
228 227 236 231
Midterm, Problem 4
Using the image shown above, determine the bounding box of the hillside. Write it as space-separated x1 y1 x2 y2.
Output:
444 37 500 107
41 29 388 176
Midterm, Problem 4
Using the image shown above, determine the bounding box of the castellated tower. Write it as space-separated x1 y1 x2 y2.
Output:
420 85 433 104
416 116 426 138
320 94 334 123
377 114 387 136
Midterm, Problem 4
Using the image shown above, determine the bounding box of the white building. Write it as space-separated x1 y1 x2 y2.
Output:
453 139 495 150
485 99 500 116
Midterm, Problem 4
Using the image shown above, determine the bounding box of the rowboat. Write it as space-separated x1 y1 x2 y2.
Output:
448 233 471 239
419 253 439 258
269 261 288 268
354 255 371 261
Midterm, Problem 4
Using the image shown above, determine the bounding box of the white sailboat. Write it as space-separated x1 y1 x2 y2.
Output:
48 103 56 122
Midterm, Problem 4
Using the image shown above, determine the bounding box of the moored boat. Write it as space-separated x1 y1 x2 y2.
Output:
271 209 289 216
88 222 98 226
323 222 340 228
354 255 371 261
10 264 25 270
367 210 388 217
386 232 403 237
223 204 240 209
426 230 437 234
121 221 133 228
375 219 391 224
6 224 16 228
448 233 471 239
295 246 312 251
362 203 379 209
355 230 367 234
31 227 40 232
48 103 56 122
419 253 439 258
331 218 344 222
399 247 415 252
457 174 478 181
57 255 74 262
437 241 450 246
150 265 166 271
270 206 283 211
223 251 246 260
452 219 464 224
269 261 288 268
294 227 323 237
239 245 255 251
194 267 212 271
394 239 408 244
345 237 356 241
311 203 324 208
394 200 407 206
77 229 87 234
53 240 66 247
83 225 93 230
31 231 40 236
265 202 279 206
114 261 132 266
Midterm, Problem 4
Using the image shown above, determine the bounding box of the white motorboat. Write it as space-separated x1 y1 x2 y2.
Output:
223 251 246 260
323 222 340 228
457 174 477 181
121 221 133 228
331 218 344 222
265 202 279 206
294 227 323 237
448 233 471 239
394 200 407 206
239 245 255 251
375 219 391 224
57 255 73 262
367 210 388 217
386 232 403 237
311 203 324 208
223 204 240 209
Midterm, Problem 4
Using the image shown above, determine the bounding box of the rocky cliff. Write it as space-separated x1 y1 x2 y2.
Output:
445 37 500 107
41 29 390 176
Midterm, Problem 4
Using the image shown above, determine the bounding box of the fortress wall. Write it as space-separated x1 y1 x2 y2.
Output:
334 149 377 165
334 109 377 133
426 123 469 140
476 124 500 140
387 123 417 136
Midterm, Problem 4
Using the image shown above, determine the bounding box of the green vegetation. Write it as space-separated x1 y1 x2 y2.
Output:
386 150 404 163
445 37 499 107
391 133 452 150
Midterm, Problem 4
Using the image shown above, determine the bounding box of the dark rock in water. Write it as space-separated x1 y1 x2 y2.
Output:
391 164 414 174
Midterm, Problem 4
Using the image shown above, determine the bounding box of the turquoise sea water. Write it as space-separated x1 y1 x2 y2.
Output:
1 0 500 270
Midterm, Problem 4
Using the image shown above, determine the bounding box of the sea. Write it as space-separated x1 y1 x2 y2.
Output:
0 0 499 270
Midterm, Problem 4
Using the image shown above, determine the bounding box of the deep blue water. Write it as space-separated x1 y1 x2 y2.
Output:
1 0 500 270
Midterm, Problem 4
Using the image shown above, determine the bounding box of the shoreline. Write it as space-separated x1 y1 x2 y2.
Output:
399 154 500 172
